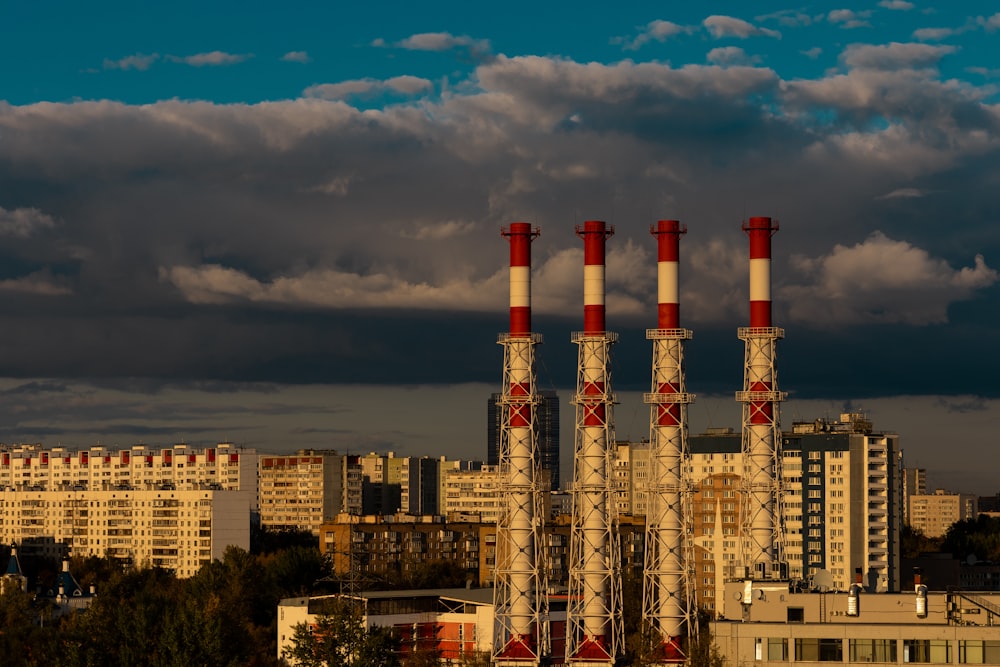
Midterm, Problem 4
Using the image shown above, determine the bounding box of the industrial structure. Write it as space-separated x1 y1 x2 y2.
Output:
642 220 695 663
566 221 623 666
493 222 550 665
736 216 787 581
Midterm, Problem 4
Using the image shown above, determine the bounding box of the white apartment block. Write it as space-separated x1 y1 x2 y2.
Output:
0 443 256 576
258 451 347 535
0 487 251 577
909 490 979 538
0 442 257 497
443 464 502 521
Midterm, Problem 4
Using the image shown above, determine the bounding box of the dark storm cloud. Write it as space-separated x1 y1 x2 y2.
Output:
0 44 998 401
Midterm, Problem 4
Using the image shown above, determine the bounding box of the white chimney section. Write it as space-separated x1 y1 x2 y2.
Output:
643 220 695 663
736 217 787 580
566 221 622 666
493 222 550 666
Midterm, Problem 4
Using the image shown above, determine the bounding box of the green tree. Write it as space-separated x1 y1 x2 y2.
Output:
284 598 400 667
942 515 1000 562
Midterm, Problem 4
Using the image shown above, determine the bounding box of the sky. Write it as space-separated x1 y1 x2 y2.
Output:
1 1 999 493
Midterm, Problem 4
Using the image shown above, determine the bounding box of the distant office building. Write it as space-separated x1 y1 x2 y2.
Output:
488 389 560 491
908 490 979 539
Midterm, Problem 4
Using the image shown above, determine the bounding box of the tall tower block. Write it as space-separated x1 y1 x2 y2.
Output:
566 221 622 666
493 222 550 666
642 220 695 663
736 216 787 580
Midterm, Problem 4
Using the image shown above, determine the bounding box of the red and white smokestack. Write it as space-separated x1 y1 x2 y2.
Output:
738 216 785 581
494 223 548 665
746 216 775 328
567 219 622 665
507 222 536 338
656 219 682 330
581 220 612 334
643 220 694 664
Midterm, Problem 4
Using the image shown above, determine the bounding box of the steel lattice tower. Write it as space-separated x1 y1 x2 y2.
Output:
736 217 787 580
566 221 622 666
493 222 551 666
642 220 695 664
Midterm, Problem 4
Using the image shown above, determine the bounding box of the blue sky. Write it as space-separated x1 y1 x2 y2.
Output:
1 1 1000 493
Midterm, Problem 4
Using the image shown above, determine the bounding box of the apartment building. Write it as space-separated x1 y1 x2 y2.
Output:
258 451 346 534
909 490 979 538
0 443 256 496
318 512 645 590
0 443 254 575
0 486 251 577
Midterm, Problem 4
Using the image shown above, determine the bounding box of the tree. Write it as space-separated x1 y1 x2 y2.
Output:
284 597 400 667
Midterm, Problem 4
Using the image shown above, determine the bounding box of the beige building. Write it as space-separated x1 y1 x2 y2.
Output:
909 490 979 538
613 414 903 612
0 486 251 577
712 579 1000 666
258 451 347 534
0 443 256 495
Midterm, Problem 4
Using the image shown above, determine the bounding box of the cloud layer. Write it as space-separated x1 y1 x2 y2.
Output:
1 27 999 401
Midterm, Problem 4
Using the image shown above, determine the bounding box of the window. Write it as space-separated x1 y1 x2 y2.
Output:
787 607 804 623
851 639 898 663
904 640 951 663
959 641 1000 664
767 638 788 661
795 638 843 662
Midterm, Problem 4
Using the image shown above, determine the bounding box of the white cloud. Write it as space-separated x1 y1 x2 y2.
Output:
704 15 781 39
0 206 57 237
103 53 160 71
977 13 1000 32
0 271 72 296
281 51 311 63
828 9 873 29
707 47 761 67
400 221 477 240
876 187 927 199
618 20 689 50
801 47 823 59
303 76 431 100
783 232 998 325
756 9 815 27
879 0 914 10
394 32 491 59
169 51 251 67
913 27 956 41
303 80 377 100
384 75 433 95
841 42 957 70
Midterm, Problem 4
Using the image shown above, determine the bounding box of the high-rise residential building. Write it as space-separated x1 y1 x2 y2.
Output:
488 389 560 490
0 443 256 576
903 468 927 525
258 450 347 534
613 413 903 611
908 490 979 539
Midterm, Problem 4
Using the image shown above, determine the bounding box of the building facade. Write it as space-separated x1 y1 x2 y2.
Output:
909 490 979 539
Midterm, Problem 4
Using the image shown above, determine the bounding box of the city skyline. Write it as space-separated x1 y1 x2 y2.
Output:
1 3 998 496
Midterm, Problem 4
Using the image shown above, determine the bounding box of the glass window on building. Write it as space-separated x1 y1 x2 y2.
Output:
904 640 951 663
795 638 843 662
959 640 1000 664
850 639 898 663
